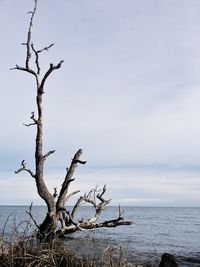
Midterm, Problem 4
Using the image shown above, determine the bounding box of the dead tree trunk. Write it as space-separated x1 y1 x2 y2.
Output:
12 0 132 240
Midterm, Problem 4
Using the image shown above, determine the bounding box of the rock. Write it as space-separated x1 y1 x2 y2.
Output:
159 253 178 267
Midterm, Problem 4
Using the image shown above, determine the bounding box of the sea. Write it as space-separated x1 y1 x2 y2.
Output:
0 206 199 267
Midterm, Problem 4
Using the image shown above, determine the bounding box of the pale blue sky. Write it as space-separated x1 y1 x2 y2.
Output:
0 0 200 206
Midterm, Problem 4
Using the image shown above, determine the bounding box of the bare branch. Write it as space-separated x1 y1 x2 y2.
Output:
71 196 85 219
82 190 97 207
77 186 111 224
118 205 125 218
30 111 38 123
43 150 56 160
30 44 54 75
11 1 38 75
96 219 133 228
56 149 84 210
94 205 131 228
31 43 40 74
97 184 107 202
23 111 38 127
23 122 36 127
40 60 64 93
26 202 40 229
64 209 82 231
21 159 26 168
57 208 83 235
59 216 133 236
25 0 38 69
37 43 54 53
73 159 87 165
70 186 110 225
10 65 37 77
15 160 35 178
15 167 35 178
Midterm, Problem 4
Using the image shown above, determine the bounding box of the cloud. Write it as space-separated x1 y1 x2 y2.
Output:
0 0 200 206
1 166 199 206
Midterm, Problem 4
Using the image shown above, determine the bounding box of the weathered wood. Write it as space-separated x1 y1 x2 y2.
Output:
56 149 83 211
13 0 132 240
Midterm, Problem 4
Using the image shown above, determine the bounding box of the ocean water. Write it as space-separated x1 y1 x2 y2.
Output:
0 206 199 266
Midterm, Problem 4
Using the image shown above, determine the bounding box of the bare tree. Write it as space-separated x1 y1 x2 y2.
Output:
12 0 132 240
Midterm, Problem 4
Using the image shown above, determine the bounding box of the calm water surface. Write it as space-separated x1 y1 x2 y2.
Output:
0 206 199 266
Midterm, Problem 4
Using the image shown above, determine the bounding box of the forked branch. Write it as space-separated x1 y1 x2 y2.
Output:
15 160 35 178
23 112 38 127
10 65 37 77
39 60 64 93
31 43 54 74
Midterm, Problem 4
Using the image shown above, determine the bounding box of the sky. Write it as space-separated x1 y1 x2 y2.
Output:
0 0 200 206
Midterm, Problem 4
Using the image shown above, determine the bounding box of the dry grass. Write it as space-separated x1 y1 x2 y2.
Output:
0 238 91 267
0 236 150 267
0 217 153 267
